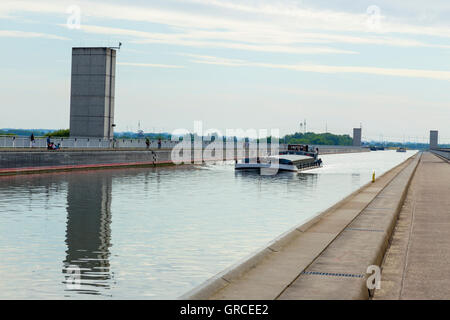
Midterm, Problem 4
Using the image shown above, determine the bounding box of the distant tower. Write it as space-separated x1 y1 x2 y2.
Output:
430 130 439 150
353 128 362 147
70 47 117 139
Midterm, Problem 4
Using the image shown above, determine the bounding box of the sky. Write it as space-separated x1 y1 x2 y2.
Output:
0 0 449 143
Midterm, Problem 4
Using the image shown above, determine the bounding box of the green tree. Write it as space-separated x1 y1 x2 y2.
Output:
45 129 70 137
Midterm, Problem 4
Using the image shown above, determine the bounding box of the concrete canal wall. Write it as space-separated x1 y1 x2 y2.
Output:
0 145 367 175
182 152 420 300
0 148 238 175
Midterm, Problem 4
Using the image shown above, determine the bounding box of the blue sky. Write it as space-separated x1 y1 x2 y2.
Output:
0 0 449 143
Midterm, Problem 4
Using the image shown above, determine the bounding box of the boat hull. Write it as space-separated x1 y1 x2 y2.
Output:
235 162 321 173
235 163 298 172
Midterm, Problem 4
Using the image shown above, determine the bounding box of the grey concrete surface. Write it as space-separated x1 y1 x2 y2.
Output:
70 47 116 139
182 154 418 300
374 152 450 299
430 130 439 150
353 128 362 147
0 150 171 170
277 154 420 300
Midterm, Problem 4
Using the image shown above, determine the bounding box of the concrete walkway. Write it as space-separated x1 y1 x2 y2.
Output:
183 153 420 300
374 152 450 299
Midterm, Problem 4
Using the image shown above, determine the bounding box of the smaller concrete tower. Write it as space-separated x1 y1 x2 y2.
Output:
353 128 362 147
430 130 439 150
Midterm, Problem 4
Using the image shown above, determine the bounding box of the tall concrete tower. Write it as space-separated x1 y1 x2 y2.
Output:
353 128 362 147
70 47 116 139
430 130 439 150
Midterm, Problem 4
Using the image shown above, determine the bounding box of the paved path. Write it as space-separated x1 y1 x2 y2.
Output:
374 152 450 299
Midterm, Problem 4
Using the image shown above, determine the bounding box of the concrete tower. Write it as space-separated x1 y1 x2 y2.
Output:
353 128 362 147
70 47 116 139
430 130 439 150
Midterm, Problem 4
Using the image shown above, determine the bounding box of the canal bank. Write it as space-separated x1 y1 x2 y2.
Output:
0 145 368 176
182 152 420 299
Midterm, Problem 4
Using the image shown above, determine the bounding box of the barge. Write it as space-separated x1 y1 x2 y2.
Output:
235 144 323 173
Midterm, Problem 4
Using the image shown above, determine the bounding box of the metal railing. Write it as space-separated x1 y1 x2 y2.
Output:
0 135 366 151
0 136 222 149
0 136 113 149
432 149 450 161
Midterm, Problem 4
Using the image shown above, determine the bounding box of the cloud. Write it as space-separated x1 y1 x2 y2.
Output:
3 0 450 53
179 0 450 38
181 54 246 66
78 24 357 55
187 54 450 81
0 30 69 40
118 62 185 69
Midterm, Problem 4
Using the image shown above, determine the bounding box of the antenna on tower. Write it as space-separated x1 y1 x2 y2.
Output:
109 42 122 50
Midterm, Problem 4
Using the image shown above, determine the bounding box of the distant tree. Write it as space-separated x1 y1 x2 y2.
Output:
283 132 353 146
0 131 15 136
45 129 70 137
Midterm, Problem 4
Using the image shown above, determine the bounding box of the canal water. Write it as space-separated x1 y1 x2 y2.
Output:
0 150 416 299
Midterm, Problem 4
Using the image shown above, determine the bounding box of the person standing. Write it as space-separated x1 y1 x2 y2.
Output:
30 133 35 148
145 137 150 149
158 138 162 149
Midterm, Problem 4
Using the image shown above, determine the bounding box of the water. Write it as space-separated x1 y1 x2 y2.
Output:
0 150 416 299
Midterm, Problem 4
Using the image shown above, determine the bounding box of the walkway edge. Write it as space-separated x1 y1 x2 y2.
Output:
361 153 421 298
180 154 418 300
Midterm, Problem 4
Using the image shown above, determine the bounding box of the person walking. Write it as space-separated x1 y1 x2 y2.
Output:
145 137 150 149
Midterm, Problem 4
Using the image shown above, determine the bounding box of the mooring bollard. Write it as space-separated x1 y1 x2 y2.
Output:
372 171 376 183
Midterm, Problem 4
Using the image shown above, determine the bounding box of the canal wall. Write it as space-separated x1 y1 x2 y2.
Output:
0 148 237 175
0 145 367 175
181 152 420 300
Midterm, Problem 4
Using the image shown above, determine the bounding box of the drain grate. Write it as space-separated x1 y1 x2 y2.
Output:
364 207 392 211
346 227 384 232
301 271 364 278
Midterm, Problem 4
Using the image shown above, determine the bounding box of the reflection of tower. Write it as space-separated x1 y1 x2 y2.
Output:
63 173 113 295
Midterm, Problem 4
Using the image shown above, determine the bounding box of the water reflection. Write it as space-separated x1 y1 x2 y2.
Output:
63 173 113 296
234 170 319 190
